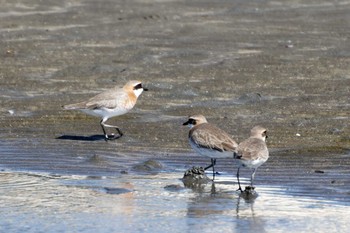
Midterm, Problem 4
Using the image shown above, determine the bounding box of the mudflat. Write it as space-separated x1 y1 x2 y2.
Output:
0 1 349 232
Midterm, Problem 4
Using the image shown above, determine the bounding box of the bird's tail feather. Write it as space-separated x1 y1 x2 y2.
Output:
62 102 84 110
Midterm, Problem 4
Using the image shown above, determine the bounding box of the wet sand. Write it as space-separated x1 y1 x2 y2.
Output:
0 0 350 232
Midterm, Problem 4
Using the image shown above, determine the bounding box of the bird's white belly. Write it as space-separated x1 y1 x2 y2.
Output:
81 107 130 119
239 158 267 169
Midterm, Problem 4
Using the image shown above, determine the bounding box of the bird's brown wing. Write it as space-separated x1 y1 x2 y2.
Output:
64 87 127 110
237 138 268 161
190 124 237 152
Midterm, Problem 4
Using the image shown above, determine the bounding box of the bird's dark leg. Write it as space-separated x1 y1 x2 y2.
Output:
114 127 124 138
236 167 243 192
204 160 213 170
204 158 217 180
100 120 123 140
250 168 257 187
212 158 216 180
100 122 109 140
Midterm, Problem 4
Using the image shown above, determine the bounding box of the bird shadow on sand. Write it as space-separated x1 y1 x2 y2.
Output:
56 134 106 141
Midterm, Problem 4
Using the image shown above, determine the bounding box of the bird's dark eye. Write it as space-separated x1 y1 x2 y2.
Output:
134 83 143 90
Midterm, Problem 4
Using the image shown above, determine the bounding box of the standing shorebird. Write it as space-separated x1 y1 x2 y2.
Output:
234 126 269 191
63 80 148 140
183 115 238 180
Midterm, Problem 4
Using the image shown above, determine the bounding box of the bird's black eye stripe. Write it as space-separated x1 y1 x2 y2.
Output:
183 118 197 126
134 83 143 90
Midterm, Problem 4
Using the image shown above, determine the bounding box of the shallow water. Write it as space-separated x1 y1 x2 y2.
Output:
1 136 350 232
1 0 350 232
1 168 349 233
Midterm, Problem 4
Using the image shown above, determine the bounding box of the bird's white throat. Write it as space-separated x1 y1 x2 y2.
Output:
134 88 144 97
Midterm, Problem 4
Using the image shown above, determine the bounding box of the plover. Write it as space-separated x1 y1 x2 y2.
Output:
234 126 269 191
183 115 238 180
63 80 148 140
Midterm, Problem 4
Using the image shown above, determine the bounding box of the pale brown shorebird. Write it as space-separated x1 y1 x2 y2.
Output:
183 115 238 180
63 80 148 140
234 126 269 191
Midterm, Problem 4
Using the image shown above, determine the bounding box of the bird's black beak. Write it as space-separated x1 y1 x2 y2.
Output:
143 87 149 91
182 120 190 126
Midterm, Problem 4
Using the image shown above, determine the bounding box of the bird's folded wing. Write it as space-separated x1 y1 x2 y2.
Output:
85 90 127 109
191 127 236 152
237 139 267 160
